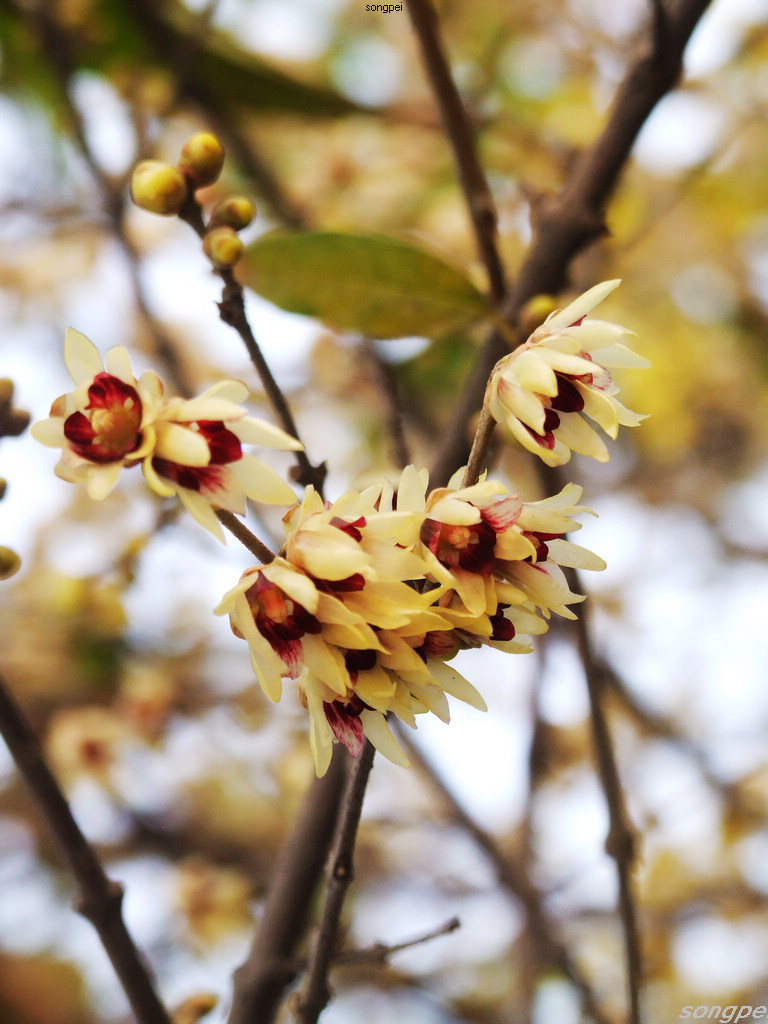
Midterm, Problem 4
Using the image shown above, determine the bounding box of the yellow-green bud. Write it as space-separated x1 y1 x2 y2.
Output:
0 546 21 581
208 195 256 231
202 226 244 268
518 293 559 338
130 160 188 216
178 132 225 189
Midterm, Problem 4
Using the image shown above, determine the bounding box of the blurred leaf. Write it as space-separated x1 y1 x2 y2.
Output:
0 0 361 120
396 333 475 422
240 232 488 339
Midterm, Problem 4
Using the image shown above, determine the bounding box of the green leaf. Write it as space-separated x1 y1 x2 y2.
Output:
240 232 489 339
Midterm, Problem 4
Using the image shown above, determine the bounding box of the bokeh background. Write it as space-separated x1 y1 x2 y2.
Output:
1 0 768 1021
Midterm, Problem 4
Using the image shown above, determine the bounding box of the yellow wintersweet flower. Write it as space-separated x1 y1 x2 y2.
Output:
32 329 302 539
485 280 649 465
143 380 302 542
31 328 164 500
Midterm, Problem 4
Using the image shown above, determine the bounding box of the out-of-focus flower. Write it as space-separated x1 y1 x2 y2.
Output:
31 329 164 499
485 280 649 465
174 859 252 947
46 706 128 784
32 330 302 539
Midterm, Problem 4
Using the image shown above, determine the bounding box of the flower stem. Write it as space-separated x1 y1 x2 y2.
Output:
460 405 496 488
216 510 276 563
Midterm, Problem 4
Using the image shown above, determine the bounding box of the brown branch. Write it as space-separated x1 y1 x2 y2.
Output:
391 722 613 1024
338 915 461 965
460 406 496 488
567 588 643 1024
537 446 643 1024
405 0 507 306
430 0 713 486
0 671 172 1024
363 340 412 469
293 740 377 1024
227 745 348 1024
177 197 327 495
215 510 276 563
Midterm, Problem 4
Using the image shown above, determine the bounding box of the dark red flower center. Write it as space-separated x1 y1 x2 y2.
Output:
243 574 320 675
63 372 142 463
420 517 497 576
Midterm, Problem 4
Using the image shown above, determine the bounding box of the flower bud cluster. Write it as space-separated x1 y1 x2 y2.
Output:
0 378 29 581
216 466 604 776
130 131 255 269
31 329 302 542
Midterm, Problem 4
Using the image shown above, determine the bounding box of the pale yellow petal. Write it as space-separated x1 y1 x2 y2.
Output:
64 328 103 383
104 346 136 385
542 279 621 332
86 462 123 501
30 418 65 447
360 710 409 767
155 423 211 466
177 489 226 543
233 417 303 451
427 659 487 712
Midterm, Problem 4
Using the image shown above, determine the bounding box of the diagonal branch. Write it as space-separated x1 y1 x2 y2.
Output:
0 671 172 1024
177 197 327 495
430 0 713 487
227 746 348 1024
293 740 377 1024
405 0 507 306
567 592 643 1024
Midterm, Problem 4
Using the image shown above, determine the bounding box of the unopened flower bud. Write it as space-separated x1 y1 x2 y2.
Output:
518 294 558 339
0 379 13 411
203 226 244 268
178 132 225 189
0 546 21 581
130 160 188 216
208 195 255 231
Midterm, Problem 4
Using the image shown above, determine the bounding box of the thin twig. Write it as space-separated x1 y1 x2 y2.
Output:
430 0 713 486
215 510 276 563
293 740 377 1024
0 671 172 1024
569 587 643 1024
177 198 327 495
363 340 412 469
460 405 496 488
227 746 348 1024
405 0 507 306
338 915 461 965
538 448 643 1024
391 722 613 1024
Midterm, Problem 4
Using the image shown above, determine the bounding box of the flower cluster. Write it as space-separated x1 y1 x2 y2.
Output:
31 329 302 541
216 466 604 776
485 280 648 465
32 277 648 776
